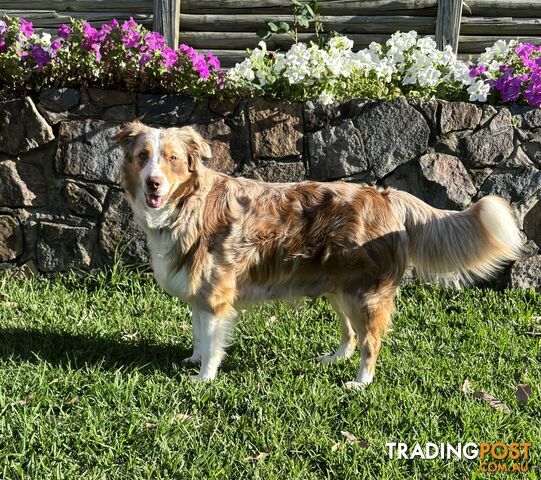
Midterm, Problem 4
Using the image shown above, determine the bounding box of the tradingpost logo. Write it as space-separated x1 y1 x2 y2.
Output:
386 442 533 473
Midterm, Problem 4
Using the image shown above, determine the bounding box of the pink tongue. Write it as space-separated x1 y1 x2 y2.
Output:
148 195 161 207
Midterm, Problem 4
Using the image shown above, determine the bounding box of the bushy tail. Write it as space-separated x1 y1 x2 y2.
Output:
389 190 523 283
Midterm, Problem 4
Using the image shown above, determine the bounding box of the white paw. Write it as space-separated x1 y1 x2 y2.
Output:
188 374 215 382
345 380 370 390
315 354 338 364
182 355 201 364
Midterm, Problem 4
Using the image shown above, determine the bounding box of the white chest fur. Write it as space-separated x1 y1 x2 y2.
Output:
147 230 191 301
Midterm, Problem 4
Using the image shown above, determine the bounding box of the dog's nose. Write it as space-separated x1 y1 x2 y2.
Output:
146 176 162 192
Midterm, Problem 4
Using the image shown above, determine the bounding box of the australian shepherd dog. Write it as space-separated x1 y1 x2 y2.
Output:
113 121 522 389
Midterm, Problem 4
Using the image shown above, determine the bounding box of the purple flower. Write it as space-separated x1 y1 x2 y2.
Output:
122 27 141 48
31 44 51 68
90 43 102 61
57 24 71 39
82 22 99 50
109 19 119 29
161 46 178 68
0 20 7 36
194 58 210 79
19 19 34 37
144 32 165 51
469 65 485 78
0 40 6 53
50 38 63 53
205 52 220 71
121 18 138 32
139 52 152 65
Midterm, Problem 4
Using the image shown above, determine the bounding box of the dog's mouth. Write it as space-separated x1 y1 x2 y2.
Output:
145 193 166 208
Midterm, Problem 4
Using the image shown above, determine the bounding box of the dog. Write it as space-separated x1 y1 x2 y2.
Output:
113 120 522 389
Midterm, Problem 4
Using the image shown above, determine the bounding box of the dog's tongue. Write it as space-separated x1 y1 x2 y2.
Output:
147 194 161 207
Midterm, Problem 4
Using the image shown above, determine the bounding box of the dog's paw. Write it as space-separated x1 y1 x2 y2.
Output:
182 355 201 365
315 354 338 364
345 380 370 390
188 374 214 382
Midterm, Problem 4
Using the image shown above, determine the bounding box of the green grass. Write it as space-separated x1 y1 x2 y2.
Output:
0 270 539 479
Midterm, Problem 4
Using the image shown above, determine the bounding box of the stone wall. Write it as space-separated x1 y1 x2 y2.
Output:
0 88 540 287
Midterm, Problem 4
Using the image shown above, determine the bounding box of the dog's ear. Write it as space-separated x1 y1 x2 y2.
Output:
112 120 147 153
176 126 212 172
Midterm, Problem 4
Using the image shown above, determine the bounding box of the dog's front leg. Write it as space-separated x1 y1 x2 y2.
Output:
189 310 232 382
182 304 201 364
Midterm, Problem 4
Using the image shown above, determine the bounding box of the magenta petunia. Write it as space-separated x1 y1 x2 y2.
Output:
144 32 165 51
121 18 138 32
57 24 71 39
19 18 34 37
161 46 178 68
0 39 6 53
50 38 63 53
122 27 141 48
139 51 152 65
205 52 220 71
90 43 102 61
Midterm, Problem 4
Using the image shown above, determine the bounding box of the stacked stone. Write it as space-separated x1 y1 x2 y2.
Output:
0 89 539 287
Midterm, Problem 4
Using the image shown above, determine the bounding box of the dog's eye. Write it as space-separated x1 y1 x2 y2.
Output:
170 155 177 162
139 151 148 161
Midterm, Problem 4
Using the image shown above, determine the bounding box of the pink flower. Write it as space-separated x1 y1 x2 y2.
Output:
19 18 34 37
50 38 63 53
90 43 102 61
144 32 165 51
139 52 152 65
57 24 71 39
205 52 220 71
121 18 138 32
0 20 7 36
0 40 6 53
122 27 141 48
161 46 178 68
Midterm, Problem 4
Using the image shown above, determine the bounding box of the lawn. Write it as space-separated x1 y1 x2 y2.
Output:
0 269 539 479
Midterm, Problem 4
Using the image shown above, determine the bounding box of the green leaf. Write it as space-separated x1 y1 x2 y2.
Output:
297 17 310 28
267 21 278 32
256 29 272 40
277 21 290 32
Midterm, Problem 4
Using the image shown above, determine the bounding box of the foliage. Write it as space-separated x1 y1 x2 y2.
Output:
0 17 223 98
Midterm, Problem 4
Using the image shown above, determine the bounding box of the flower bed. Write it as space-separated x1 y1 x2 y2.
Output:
0 16 540 106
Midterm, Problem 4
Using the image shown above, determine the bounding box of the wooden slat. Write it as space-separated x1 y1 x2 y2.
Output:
182 0 438 16
436 0 462 53
0 1 153 13
1 10 152 26
200 49 249 68
153 0 181 48
465 1 541 17
180 14 436 33
458 35 541 53
461 17 541 35
179 31 397 50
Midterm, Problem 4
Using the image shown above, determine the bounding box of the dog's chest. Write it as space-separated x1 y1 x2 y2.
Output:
148 232 190 300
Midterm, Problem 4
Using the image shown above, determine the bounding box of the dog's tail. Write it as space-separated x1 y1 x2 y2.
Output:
389 190 523 283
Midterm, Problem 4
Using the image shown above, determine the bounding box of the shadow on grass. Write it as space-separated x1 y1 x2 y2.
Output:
0 328 195 375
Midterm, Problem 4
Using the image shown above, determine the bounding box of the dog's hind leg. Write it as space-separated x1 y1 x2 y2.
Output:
343 286 396 389
316 294 358 364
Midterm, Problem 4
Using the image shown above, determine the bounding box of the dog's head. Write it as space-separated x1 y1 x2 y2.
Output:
113 120 211 209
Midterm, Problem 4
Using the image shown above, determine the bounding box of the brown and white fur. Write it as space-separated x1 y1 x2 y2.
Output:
113 120 522 389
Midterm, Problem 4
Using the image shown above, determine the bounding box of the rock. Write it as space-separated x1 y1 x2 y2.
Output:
0 159 47 207
418 153 476 209
0 97 54 155
36 222 95 272
504 145 535 168
521 131 541 169
0 215 23 261
191 117 240 174
243 160 306 182
138 93 196 124
439 101 481 133
249 98 303 158
514 106 541 129
469 168 493 190
209 98 240 117
88 88 136 108
39 87 80 112
478 167 541 204
63 181 108 217
463 109 514 167
99 189 149 265
383 154 476 209
101 105 137 122
354 99 429 178
307 119 367 180
480 104 498 127
55 119 124 183
411 99 438 139
524 200 541 249
510 255 541 289
303 99 358 131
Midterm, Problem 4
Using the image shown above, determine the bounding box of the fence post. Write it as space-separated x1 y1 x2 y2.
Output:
435 0 463 53
153 0 181 49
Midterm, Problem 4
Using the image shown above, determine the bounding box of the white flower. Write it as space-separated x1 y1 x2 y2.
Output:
318 91 335 105
467 80 490 102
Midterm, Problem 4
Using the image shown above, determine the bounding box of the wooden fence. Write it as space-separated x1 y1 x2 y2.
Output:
1 0 541 67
